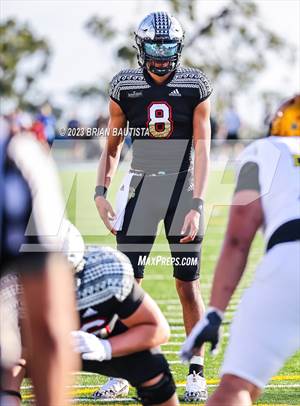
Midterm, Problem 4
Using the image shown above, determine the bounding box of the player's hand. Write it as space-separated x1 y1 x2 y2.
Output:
180 210 200 243
95 196 117 235
180 308 223 362
71 331 112 362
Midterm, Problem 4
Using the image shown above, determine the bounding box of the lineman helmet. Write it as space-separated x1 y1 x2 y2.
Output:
135 11 184 76
270 94 300 137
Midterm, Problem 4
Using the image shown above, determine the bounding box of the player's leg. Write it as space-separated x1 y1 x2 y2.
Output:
216 242 300 404
165 181 207 401
117 233 156 284
106 174 160 396
116 174 160 283
206 374 261 406
137 372 178 405
175 277 205 357
83 350 178 405
172 254 207 402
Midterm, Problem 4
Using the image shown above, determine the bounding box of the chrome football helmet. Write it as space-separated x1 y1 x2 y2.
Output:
135 11 184 76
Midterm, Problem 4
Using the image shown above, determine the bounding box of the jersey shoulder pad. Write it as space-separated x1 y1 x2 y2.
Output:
109 68 149 101
76 246 134 310
237 140 261 171
171 67 212 101
238 139 268 165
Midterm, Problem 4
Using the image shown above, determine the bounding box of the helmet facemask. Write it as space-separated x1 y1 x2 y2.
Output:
143 40 182 76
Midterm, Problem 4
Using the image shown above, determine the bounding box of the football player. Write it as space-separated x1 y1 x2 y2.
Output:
95 11 212 401
1 222 179 405
181 95 300 405
0 129 78 406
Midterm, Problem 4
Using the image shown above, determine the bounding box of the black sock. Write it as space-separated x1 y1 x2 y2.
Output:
189 363 204 377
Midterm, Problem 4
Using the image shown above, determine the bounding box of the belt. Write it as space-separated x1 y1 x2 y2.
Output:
266 219 300 252
129 168 191 177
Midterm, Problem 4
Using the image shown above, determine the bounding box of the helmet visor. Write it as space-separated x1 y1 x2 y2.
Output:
144 42 178 58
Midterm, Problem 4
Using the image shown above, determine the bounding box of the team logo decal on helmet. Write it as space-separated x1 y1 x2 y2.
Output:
270 94 300 137
134 11 184 76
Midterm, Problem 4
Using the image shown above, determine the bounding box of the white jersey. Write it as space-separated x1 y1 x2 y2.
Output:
237 136 300 245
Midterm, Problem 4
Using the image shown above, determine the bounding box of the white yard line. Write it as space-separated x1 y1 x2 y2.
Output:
69 398 136 403
22 383 300 392
170 325 184 329
162 342 182 346
170 333 186 337
163 350 181 354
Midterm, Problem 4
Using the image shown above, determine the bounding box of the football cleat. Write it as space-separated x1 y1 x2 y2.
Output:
184 371 208 402
93 377 129 399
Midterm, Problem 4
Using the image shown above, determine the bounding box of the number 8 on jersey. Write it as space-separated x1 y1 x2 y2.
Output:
147 101 173 138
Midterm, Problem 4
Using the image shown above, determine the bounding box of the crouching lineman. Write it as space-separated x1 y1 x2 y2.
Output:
72 245 178 405
181 95 300 405
0 222 178 405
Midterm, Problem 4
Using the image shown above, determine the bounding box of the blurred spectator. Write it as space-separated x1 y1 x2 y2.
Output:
120 132 132 162
67 117 80 130
30 120 47 144
6 109 32 136
36 103 56 145
210 116 218 141
263 101 273 136
210 115 220 152
223 103 241 141
0 116 10 138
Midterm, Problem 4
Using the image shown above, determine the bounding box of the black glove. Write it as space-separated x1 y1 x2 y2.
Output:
180 308 223 362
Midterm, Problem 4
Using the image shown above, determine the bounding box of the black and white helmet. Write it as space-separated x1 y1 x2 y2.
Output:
135 11 184 76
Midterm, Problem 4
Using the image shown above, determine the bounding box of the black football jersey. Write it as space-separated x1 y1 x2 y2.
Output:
76 246 145 338
2 246 145 340
109 67 212 173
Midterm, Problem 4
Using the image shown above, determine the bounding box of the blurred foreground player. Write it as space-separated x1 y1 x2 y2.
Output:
0 130 78 405
95 11 212 401
1 224 179 406
181 95 300 405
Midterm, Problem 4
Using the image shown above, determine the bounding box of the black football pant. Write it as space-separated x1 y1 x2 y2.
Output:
82 348 170 388
116 170 203 281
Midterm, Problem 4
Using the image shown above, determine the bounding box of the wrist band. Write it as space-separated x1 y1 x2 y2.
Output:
94 185 107 200
191 198 204 213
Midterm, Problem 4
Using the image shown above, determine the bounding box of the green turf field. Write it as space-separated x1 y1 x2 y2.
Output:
22 165 300 405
